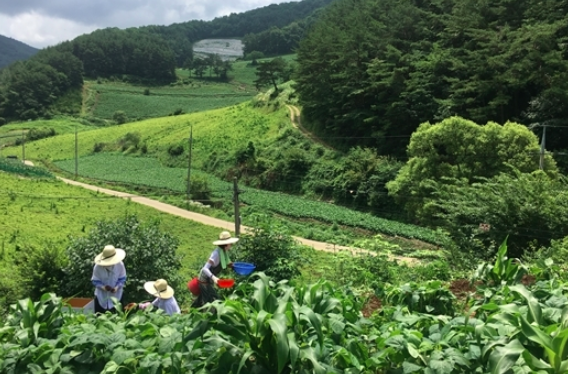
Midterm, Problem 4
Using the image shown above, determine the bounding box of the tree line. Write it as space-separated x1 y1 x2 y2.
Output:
294 0 568 157
0 0 331 121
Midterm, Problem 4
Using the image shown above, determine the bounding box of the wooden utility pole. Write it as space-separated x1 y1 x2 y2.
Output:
187 124 193 201
21 130 25 161
233 177 241 236
74 125 78 179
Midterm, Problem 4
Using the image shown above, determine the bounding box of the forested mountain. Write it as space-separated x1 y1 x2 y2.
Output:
295 0 568 156
0 34 38 69
0 0 333 121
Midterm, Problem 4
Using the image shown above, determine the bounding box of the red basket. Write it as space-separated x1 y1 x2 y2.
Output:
217 279 235 288
187 278 200 296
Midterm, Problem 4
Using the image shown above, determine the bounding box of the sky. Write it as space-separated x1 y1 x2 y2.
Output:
0 0 291 49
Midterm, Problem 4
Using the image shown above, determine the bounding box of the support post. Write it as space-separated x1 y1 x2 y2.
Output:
233 177 241 236
187 124 193 201
21 130 25 162
74 125 78 179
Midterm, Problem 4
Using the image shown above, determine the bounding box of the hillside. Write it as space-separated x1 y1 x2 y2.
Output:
0 34 38 68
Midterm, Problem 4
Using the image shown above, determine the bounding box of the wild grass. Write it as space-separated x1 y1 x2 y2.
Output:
0 170 221 279
6 102 287 170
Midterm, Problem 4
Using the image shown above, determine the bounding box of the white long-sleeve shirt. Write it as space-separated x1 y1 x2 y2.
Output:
151 297 181 316
91 262 127 310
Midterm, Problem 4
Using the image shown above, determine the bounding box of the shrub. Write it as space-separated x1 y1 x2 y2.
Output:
93 142 106 153
113 110 128 124
168 144 184 157
63 214 183 304
117 132 140 151
0 117 6 126
15 243 68 301
234 214 300 281
143 88 150 95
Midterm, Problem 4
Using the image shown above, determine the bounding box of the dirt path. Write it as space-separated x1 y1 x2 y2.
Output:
286 105 336 151
57 177 416 264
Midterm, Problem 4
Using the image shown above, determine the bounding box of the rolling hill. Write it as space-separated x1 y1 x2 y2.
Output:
0 34 38 68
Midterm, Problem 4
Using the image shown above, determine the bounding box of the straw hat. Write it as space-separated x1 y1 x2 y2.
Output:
144 279 174 299
213 231 239 246
94 245 126 266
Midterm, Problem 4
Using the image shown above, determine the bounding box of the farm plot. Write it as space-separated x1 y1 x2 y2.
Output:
87 82 254 120
54 154 446 245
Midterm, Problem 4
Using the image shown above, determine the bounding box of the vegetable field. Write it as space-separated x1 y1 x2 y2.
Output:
54 154 446 245
2 241 566 373
86 81 255 120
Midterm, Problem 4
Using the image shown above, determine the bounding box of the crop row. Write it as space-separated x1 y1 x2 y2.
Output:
54 154 445 245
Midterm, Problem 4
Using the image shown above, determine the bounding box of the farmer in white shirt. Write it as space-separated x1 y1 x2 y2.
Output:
91 245 127 314
139 279 181 316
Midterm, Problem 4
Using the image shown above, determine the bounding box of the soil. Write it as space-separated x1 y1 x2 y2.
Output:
361 294 382 318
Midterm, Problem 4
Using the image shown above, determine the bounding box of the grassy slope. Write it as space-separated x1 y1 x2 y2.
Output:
7 102 286 169
0 171 221 279
0 118 93 149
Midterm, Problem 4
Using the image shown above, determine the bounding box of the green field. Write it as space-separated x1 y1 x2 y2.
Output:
0 118 93 150
0 170 221 279
86 81 255 120
53 153 446 245
84 54 297 120
7 103 286 169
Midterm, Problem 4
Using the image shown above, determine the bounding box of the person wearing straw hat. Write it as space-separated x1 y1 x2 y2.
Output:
191 231 238 309
91 245 127 314
139 279 181 316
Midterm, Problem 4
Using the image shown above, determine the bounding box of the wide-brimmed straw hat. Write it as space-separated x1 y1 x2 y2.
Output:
144 279 174 299
94 245 126 266
213 231 239 246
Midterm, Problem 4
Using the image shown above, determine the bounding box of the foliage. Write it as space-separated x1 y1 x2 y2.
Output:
295 0 568 156
0 34 38 69
63 214 183 303
472 238 528 287
0 265 24 317
112 110 128 125
4 243 568 374
0 157 54 178
380 281 456 315
235 214 301 281
425 170 568 257
387 116 557 219
254 57 289 93
15 243 68 302
53 154 446 245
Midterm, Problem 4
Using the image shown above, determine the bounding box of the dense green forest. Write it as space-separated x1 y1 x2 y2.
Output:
0 34 38 69
295 0 568 156
0 0 331 121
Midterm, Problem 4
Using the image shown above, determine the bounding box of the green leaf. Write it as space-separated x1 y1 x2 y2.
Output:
268 314 290 374
510 285 542 324
488 339 525 374
403 361 423 373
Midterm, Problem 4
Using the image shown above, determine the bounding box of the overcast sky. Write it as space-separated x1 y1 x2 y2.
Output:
0 0 293 49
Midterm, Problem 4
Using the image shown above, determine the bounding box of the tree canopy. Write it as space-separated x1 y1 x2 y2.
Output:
386 116 557 219
294 0 568 156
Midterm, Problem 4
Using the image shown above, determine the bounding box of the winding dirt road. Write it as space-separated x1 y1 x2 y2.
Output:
57 177 418 263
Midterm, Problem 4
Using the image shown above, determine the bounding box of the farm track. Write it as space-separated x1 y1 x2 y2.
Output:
286 105 336 151
53 175 417 264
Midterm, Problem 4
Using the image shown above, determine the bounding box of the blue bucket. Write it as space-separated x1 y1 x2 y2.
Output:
233 262 256 276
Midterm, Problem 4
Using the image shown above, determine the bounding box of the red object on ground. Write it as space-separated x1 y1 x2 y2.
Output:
188 278 200 296
217 279 235 288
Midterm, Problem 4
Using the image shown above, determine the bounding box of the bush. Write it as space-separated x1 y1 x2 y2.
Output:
117 132 140 151
63 215 183 304
15 243 68 301
168 144 184 157
143 88 150 95
113 110 128 124
234 214 300 281
93 142 106 153
0 264 24 317
0 117 6 126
